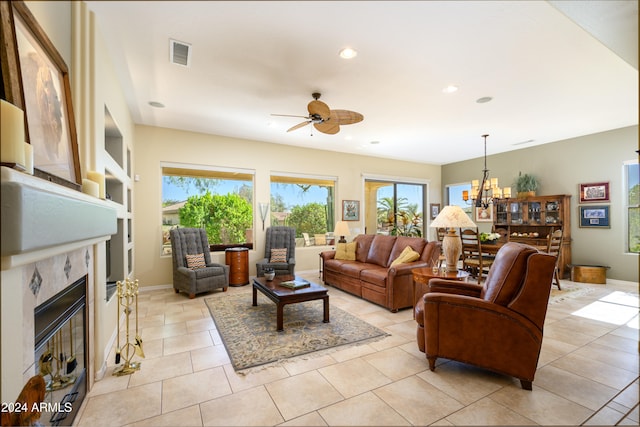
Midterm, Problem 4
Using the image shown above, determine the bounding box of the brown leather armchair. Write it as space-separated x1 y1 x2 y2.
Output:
414 242 556 390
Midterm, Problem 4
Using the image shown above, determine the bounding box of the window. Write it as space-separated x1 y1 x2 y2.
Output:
161 164 254 254
447 183 472 215
365 179 425 236
625 161 639 253
270 174 336 244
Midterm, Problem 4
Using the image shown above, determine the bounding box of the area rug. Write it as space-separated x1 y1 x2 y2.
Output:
205 291 389 371
548 282 597 304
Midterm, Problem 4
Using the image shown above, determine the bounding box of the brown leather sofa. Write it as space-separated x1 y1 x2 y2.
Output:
320 234 441 312
414 242 556 390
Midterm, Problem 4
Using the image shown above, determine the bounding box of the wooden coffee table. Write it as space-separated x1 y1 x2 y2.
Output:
252 275 329 331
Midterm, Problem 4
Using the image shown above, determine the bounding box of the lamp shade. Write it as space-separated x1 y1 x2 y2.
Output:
334 221 351 237
430 205 477 229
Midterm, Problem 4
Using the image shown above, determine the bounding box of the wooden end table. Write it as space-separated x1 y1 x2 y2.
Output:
225 247 249 286
252 275 329 331
411 268 470 317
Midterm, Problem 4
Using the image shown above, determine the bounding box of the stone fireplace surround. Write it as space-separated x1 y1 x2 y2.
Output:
0 167 116 417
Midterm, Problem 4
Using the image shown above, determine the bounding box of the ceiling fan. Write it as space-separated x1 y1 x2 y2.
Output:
272 92 363 135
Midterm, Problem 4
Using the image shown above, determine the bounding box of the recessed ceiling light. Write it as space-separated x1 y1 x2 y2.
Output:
476 96 493 104
442 85 458 94
339 47 357 59
148 101 165 108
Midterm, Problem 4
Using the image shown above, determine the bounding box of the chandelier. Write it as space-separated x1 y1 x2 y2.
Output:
462 134 511 209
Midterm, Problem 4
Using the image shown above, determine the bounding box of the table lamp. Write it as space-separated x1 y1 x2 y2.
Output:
334 221 351 243
430 205 477 272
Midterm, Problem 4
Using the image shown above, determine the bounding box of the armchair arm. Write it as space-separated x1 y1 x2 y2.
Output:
427 279 482 297
177 266 196 278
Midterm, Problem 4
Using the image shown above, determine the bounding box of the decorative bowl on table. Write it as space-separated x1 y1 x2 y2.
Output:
264 271 276 281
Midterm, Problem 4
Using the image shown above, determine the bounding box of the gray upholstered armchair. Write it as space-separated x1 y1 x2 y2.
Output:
256 226 296 277
170 228 229 298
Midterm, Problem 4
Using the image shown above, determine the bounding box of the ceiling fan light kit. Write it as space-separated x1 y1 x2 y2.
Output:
272 93 363 135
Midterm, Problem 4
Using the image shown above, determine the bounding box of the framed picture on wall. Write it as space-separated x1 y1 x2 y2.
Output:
579 182 610 203
1 0 82 188
475 205 493 222
579 205 610 228
342 200 360 221
430 203 440 220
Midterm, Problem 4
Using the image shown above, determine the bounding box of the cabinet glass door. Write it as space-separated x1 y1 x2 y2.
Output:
495 201 508 224
545 200 561 225
510 202 523 224
528 202 541 224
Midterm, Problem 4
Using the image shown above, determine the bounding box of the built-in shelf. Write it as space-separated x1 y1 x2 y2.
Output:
103 106 133 297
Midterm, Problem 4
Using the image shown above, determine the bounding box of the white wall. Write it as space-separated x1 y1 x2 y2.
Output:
442 126 639 282
132 125 441 287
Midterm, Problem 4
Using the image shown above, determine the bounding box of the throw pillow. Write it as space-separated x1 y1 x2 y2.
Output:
185 253 206 269
270 248 288 263
334 242 357 260
390 246 420 267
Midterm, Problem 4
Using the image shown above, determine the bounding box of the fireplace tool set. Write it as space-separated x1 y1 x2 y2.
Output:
38 317 78 391
113 278 145 376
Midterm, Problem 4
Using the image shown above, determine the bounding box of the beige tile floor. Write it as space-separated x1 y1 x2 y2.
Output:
74 273 638 426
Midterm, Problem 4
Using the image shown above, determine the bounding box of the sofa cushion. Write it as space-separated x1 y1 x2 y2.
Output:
360 267 388 287
355 234 375 263
389 236 427 264
339 262 372 279
366 235 397 267
335 242 357 260
390 246 421 267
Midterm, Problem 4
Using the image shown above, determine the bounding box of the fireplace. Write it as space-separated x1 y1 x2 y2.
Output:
1 166 117 422
33 276 87 426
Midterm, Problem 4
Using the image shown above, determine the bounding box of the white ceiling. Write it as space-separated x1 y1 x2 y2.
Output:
85 1 638 165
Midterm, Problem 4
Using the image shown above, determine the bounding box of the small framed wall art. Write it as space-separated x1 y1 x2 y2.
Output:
579 205 610 228
430 203 440 220
475 205 494 222
342 200 360 221
579 182 610 203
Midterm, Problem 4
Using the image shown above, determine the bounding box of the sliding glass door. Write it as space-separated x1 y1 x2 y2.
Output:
364 180 425 236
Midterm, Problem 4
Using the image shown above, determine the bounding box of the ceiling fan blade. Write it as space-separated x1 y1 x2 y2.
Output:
287 121 311 132
314 121 340 135
308 100 330 120
271 113 310 119
331 109 364 125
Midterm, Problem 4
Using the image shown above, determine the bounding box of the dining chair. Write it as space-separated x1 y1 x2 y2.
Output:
546 229 563 289
461 228 494 282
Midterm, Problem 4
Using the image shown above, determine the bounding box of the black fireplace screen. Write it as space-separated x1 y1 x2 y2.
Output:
34 275 87 426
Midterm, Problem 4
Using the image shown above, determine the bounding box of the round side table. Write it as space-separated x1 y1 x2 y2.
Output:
225 247 249 286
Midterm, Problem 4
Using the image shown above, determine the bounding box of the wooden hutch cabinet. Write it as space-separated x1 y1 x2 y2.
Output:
493 194 571 278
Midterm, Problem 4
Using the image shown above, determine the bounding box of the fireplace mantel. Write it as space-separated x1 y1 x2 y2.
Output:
1 167 117 270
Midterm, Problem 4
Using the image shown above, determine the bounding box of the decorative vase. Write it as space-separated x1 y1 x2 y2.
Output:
264 271 275 281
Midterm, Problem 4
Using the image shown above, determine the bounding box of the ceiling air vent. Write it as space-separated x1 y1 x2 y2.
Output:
170 39 191 67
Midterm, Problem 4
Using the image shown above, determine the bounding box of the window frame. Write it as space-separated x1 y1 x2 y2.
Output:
624 160 639 254
161 162 256 254
269 172 337 244
363 174 429 237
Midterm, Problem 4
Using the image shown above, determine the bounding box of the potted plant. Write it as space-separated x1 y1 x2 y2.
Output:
514 172 538 198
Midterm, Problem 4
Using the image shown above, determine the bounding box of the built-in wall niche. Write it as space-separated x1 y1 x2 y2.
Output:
126 148 131 178
104 107 124 169
106 219 124 300
105 172 123 204
127 218 132 243
128 248 133 275
127 188 132 213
